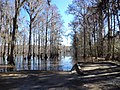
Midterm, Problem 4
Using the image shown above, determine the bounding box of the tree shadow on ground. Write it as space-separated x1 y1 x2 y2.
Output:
0 64 120 90
0 71 86 90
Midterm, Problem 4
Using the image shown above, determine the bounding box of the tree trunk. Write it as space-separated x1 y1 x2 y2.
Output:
74 32 78 61
23 34 25 58
83 20 86 60
8 16 17 65
112 13 116 59
38 32 40 59
106 4 112 60
28 15 32 64
44 13 48 60
98 9 103 57
33 30 35 60
8 0 20 65
93 17 97 59
3 38 6 64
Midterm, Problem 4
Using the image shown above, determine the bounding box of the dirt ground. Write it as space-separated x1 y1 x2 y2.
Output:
0 62 120 90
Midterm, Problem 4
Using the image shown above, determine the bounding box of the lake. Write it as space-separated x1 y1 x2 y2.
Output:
0 55 74 72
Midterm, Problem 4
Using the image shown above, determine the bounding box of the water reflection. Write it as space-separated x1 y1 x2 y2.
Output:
0 55 73 72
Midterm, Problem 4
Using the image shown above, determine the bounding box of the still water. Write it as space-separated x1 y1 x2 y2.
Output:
0 55 74 72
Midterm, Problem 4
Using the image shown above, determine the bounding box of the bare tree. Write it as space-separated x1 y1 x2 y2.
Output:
7 0 26 65
24 0 45 63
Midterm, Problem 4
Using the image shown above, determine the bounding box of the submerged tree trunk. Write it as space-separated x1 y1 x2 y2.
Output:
8 8 17 65
33 29 35 60
8 0 26 65
3 38 6 64
28 15 32 64
38 31 40 59
23 34 25 58
44 13 48 60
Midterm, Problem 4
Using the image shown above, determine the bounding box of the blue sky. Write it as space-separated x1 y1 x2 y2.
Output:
51 0 73 46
